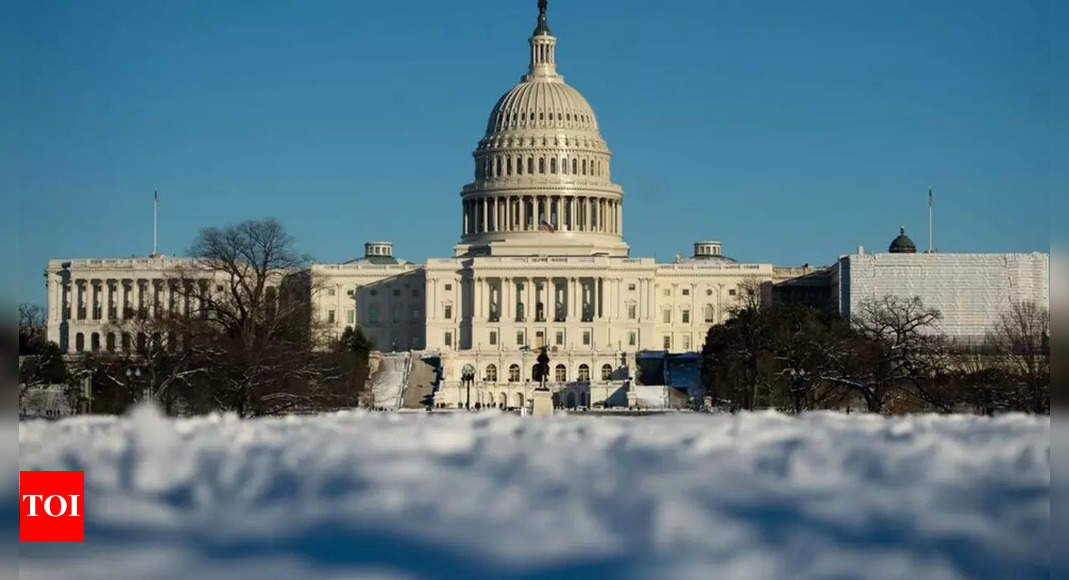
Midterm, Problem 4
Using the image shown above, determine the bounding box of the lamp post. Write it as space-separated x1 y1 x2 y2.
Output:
126 365 148 403
461 364 475 410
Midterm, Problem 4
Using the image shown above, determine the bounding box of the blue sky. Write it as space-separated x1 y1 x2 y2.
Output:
6 0 1057 306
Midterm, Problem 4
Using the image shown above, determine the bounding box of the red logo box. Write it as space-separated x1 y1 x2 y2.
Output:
20 471 84 541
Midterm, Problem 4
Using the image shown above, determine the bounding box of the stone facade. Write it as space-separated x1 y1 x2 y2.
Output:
834 250 1050 343
45 256 223 354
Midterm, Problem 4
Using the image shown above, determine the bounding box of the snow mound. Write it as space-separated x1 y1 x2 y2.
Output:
17 408 1049 579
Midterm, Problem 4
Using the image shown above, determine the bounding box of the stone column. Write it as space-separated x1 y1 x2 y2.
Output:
474 277 482 321
104 280 113 321
482 197 488 232
525 277 533 322
503 277 512 321
640 279 648 321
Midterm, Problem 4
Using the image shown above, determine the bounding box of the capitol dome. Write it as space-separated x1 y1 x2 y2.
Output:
485 81 600 136
456 1 628 258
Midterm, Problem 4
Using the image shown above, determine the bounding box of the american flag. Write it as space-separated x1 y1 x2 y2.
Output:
928 189 933 208
539 219 555 232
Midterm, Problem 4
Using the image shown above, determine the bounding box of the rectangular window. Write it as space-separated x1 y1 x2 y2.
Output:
346 309 354 324
445 283 453 291
682 309 690 323
411 309 421 321
682 335 692 350
582 330 591 346
489 331 498 346
328 288 336 297
629 331 637 346
555 331 564 346
444 331 452 347
627 304 637 319
682 288 690 296
516 331 525 346
663 335 671 350
729 288 737 296
346 288 354 297
663 288 671 297
663 309 671 323
444 304 452 319
628 283 636 291
327 310 336 324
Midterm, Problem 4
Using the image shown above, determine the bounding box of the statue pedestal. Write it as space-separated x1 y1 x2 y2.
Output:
531 389 553 416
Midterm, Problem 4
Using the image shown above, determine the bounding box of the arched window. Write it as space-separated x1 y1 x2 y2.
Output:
495 156 502 177
550 158 557 174
578 364 590 382
528 157 535 174
601 364 613 381
572 158 578 174
91 332 100 352
555 364 567 383
562 157 568 174
539 157 545 174
75 332 84 352
704 304 715 323
509 364 520 382
516 156 522 175
582 159 587 175
506 157 512 175
486 364 498 382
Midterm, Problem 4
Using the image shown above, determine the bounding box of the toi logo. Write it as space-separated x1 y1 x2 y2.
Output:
20 471 84 541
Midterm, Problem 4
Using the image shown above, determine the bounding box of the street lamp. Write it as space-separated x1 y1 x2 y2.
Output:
125 365 149 403
461 364 476 410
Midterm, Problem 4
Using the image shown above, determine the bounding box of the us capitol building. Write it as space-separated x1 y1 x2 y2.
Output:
45 2 1047 409
309 3 787 407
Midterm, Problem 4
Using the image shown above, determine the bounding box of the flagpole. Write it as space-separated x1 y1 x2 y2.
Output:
928 188 933 254
153 190 159 257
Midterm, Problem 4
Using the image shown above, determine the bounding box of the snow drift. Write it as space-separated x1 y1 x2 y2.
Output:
16 409 1049 579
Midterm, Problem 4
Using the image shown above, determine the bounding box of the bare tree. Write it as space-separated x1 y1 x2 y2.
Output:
988 300 1049 413
821 296 948 412
169 218 343 416
18 303 46 355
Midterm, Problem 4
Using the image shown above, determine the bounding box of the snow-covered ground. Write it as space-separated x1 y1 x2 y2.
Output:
16 408 1049 579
